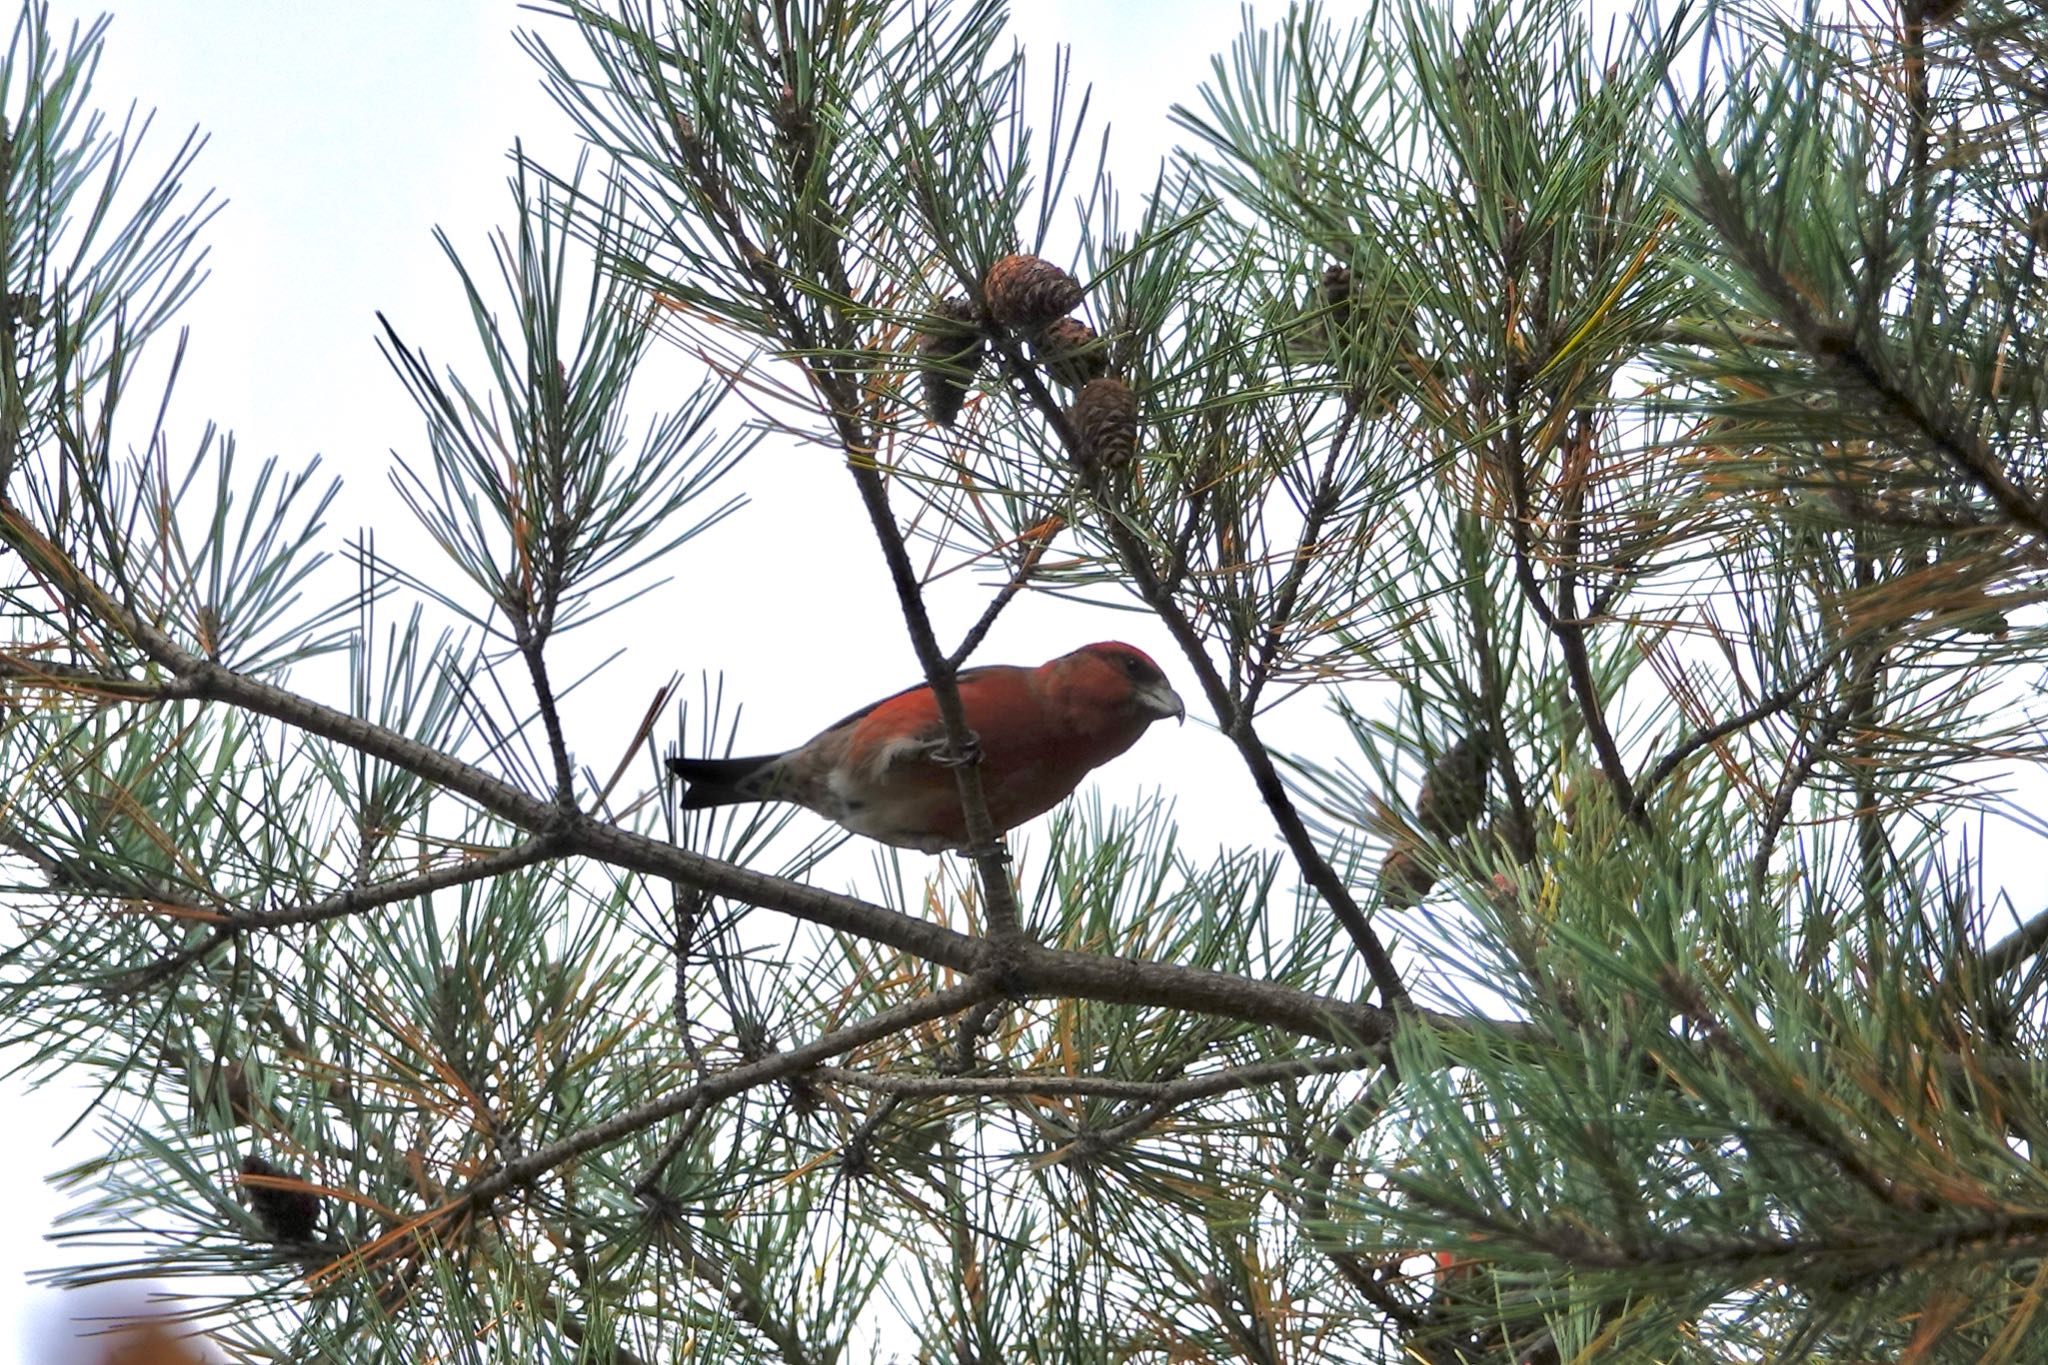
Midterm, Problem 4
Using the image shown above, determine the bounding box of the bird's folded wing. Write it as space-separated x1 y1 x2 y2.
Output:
814 663 1008 736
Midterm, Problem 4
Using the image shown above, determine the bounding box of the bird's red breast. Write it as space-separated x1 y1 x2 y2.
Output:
670 642 1184 852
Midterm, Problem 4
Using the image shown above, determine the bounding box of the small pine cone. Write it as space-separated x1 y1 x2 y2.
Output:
239 1154 321 1243
1285 263 1356 361
985 253 1084 330
785 1072 825 1121
1415 734 1492 841
838 1129 877 1182
1033 317 1106 389
916 296 984 427
1321 261 1353 317
1379 844 1436 910
1069 377 1138 474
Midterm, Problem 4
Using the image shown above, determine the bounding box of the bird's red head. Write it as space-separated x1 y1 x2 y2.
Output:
1056 642 1187 727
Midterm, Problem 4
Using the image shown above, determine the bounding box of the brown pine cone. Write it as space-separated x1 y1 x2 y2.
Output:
1322 261 1353 317
1416 734 1493 841
1909 0 1964 22
1032 317 1106 389
1283 262 1356 361
785 1072 826 1121
985 253 1084 330
916 296 984 427
1069 376 1138 474
1380 844 1436 910
239 1153 322 1243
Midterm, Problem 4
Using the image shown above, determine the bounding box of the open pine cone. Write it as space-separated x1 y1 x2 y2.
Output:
985 253 1084 330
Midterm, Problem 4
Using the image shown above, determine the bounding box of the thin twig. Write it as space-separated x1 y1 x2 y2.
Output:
474 980 1001 1211
521 642 578 806
1748 650 1884 910
816 1048 1376 1103
944 525 1055 672
947 997 1004 1072
1245 405 1357 710
1628 645 1849 820
1497 359 1639 819
842 458 1027 939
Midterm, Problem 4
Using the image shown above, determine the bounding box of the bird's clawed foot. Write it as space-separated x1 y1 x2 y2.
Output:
959 838 1012 865
934 731 984 768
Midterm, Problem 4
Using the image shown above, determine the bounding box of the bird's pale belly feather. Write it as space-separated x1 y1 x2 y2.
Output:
817 765 960 853
812 755 1097 853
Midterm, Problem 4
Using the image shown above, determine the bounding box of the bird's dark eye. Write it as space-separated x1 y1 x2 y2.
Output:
1123 655 1148 678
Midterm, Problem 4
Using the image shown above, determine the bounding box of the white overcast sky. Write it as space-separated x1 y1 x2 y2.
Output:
5 1 1353 1354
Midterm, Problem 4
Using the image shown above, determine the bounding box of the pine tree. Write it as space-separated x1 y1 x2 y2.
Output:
3 0 2047 1360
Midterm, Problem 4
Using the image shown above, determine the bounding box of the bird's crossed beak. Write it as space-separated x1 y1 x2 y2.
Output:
1137 678 1187 726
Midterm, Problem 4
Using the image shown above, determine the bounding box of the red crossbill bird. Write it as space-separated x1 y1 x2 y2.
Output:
667 642 1185 853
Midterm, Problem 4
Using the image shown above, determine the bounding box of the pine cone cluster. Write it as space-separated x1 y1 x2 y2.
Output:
915 295 985 427
984 252 1084 330
1070 376 1137 475
239 1153 321 1243
962 252 1143 471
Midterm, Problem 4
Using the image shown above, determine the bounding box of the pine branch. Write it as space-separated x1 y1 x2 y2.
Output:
1977 904 2048 982
0 538 1535 1051
814 1048 1377 1103
1682 159 2048 543
1627 644 1850 821
657 89 1026 944
984 337 1412 1010
1505 1210 2048 1278
1244 406 1357 710
1498 354 1639 821
1661 969 1931 1216
466 981 1000 1211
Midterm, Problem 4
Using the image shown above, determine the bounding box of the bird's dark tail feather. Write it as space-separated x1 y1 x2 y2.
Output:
667 754 781 809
